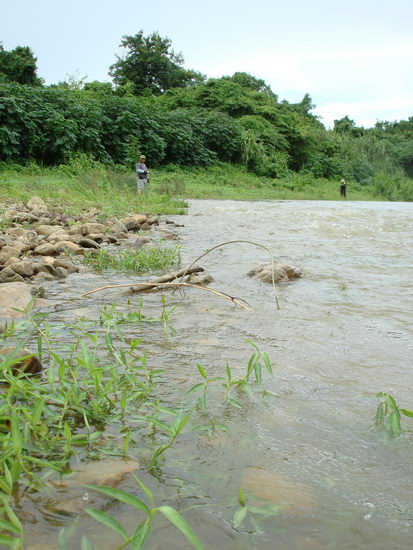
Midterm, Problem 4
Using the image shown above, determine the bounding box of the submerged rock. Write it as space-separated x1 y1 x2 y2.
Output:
242 467 315 513
0 347 43 375
248 263 303 283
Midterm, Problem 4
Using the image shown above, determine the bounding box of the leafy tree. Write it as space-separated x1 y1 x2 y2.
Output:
0 44 42 86
109 31 205 95
333 115 364 137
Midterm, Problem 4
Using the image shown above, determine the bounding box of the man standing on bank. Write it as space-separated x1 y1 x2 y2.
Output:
339 178 347 198
136 155 149 194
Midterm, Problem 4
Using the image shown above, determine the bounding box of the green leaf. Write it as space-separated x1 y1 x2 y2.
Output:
196 364 207 380
375 401 385 426
186 383 204 395
84 485 150 516
81 535 95 550
238 488 246 507
158 506 204 550
227 398 242 409
261 351 273 375
131 522 151 549
400 409 413 418
133 476 154 508
233 506 247 528
0 534 16 546
389 412 402 437
85 508 127 539
0 518 20 535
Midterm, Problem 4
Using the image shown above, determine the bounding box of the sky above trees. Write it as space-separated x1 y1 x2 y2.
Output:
1 0 412 128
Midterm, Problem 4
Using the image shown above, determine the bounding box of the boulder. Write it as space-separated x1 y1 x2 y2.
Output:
35 225 60 237
80 223 105 236
8 261 35 278
242 468 314 513
46 231 71 243
27 196 48 213
86 233 105 243
0 267 25 283
121 214 148 231
0 347 43 375
4 209 38 223
54 258 80 274
55 241 84 255
130 236 152 249
104 218 128 234
187 272 214 286
156 229 178 241
78 238 100 249
0 246 22 263
247 263 303 283
0 282 48 329
34 243 58 256
33 263 57 276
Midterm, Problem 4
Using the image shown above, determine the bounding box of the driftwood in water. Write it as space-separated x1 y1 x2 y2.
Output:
129 266 204 293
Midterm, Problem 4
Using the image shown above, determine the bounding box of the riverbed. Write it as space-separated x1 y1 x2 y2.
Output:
24 199 413 549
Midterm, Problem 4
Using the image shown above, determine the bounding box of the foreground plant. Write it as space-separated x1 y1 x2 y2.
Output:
84 476 204 550
82 245 181 273
375 392 413 437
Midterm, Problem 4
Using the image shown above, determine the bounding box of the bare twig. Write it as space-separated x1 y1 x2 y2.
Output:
80 281 251 310
175 240 280 309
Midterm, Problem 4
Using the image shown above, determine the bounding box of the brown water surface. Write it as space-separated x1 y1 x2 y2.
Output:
23 199 413 549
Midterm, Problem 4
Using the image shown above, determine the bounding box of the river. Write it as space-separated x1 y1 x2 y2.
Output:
25 199 413 549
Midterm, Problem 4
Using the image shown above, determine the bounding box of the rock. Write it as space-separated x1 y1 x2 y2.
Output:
0 282 48 330
130 236 152 249
187 272 214 286
55 267 68 279
242 468 315 513
33 263 57 276
4 257 20 267
0 347 42 375
34 243 58 256
121 214 147 231
0 267 25 283
27 196 48 213
54 258 79 274
46 230 71 243
0 246 22 263
4 210 38 223
104 218 128 234
156 228 178 240
8 261 35 278
52 459 140 488
247 263 303 283
146 216 159 226
140 222 152 230
80 223 105 236
67 225 82 235
106 235 118 244
35 225 60 237
78 238 100 249
86 233 104 243
55 240 84 255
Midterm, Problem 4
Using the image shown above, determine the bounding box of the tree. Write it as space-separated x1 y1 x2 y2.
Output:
0 44 42 86
109 31 205 95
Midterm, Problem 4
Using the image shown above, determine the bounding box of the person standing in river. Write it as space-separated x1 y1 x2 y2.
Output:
136 155 149 194
339 178 347 198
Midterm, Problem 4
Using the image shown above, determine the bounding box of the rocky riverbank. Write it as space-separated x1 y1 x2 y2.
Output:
0 196 182 331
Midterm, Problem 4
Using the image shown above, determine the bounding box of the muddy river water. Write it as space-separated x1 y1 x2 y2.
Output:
24 199 413 549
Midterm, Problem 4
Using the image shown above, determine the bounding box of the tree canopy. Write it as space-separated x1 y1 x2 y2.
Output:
109 31 205 95
0 44 42 86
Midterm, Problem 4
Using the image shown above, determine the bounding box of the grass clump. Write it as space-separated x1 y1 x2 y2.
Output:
82 245 181 273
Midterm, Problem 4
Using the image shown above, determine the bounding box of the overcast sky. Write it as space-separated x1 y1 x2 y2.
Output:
1 0 412 128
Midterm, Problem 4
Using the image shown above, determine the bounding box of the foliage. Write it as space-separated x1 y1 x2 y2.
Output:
0 44 42 86
375 392 413 437
109 31 205 96
81 245 181 273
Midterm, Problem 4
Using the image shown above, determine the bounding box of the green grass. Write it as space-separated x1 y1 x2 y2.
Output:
0 164 188 218
0 161 391 217
150 163 380 201
82 245 181 273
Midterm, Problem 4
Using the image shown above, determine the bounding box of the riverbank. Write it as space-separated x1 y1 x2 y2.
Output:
1 161 399 214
